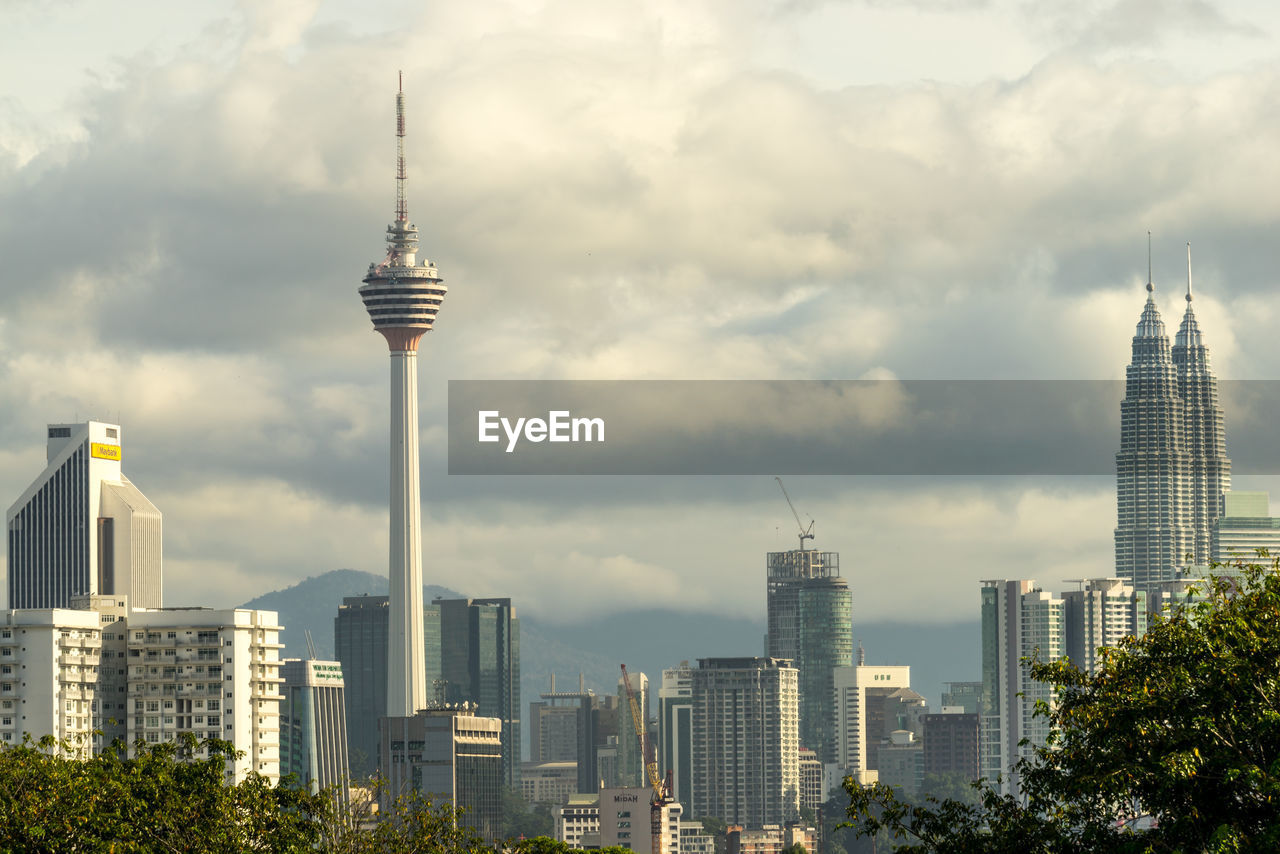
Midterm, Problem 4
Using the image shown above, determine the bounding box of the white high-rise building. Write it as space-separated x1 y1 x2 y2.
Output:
0 608 103 757
1062 578 1147 675
7 421 161 610
0 600 283 783
979 580 1064 796
659 662 694 808
359 78 447 721
691 657 799 828
124 606 284 783
831 663 913 786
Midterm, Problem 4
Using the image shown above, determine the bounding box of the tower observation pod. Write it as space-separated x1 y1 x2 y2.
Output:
359 74 447 719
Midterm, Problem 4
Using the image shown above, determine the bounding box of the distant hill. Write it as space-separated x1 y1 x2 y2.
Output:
237 568 461 659
239 571 979 757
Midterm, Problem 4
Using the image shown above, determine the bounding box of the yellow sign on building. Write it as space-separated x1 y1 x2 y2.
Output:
90 443 121 461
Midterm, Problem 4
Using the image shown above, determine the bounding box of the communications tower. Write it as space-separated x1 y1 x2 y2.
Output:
359 74 448 718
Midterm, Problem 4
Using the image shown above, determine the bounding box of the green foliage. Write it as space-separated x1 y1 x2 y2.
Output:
781 844 808 854
501 786 554 840
509 836 574 854
0 733 497 853
844 560 1280 853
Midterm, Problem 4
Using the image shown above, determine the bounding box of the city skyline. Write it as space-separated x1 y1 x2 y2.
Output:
5 1 1280 629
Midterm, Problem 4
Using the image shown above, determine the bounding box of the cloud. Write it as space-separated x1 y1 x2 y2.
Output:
0 0 1277 621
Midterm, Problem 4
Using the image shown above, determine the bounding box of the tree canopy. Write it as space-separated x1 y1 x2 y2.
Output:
845 561 1280 853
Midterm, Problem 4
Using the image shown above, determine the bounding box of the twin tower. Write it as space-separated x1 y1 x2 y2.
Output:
1116 246 1231 592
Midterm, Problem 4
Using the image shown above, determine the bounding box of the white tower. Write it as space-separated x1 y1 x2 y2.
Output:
359 75 447 718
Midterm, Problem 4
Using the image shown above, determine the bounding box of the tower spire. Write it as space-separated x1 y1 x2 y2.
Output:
1186 242 1193 302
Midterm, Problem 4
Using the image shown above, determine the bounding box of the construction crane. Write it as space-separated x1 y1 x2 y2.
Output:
621 664 672 854
776 476 815 550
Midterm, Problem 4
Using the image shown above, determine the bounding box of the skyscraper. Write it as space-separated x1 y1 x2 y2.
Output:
1116 245 1230 592
979 579 1063 796
765 547 851 763
691 657 799 828
359 76 447 719
658 662 694 808
334 595 440 778
7 421 162 610
437 597 521 789
281 659 350 805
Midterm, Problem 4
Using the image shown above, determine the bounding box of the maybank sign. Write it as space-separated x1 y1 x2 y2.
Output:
91 443 121 461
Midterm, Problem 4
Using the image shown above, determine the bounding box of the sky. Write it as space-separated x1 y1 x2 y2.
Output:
2 0 1280 630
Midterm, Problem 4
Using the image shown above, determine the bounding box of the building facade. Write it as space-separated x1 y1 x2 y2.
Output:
281 658 350 803
831 663 913 785
1212 491 1280 566
659 662 694 808
436 597 520 789
765 548 851 764
692 657 799 828
379 707 503 842
8 421 162 611
922 709 979 782
1062 578 1147 675
617 669 649 789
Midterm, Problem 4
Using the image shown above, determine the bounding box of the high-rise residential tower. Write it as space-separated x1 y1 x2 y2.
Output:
691 657 800 828
1116 245 1229 592
658 662 694 808
359 77 447 719
7 421 162 610
765 547 852 763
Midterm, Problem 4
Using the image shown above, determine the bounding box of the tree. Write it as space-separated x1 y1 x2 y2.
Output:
845 561 1280 853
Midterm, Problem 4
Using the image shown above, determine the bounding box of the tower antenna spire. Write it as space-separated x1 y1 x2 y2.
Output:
1186 242 1193 302
395 71 408 224
1147 231 1153 293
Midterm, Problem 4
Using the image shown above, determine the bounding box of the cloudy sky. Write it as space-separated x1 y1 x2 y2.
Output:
2 0 1280 628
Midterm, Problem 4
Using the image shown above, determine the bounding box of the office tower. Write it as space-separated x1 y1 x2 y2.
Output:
437 597 521 788
8 421 161 610
582 693 619 794
334 595 388 777
0 608 103 757
617 669 648 788
979 580 1064 796
125 606 284 783
379 707 503 842
765 547 852 764
281 659 350 804
692 657 799 828
659 662 694 808
922 709 979 782
1062 578 1147 675
520 760 578 806
875 730 923 795
798 747 823 810
529 673 594 767
359 78 448 720
334 595 440 777
1212 491 1280 565
832 663 918 785
940 681 982 715
1116 248 1230 592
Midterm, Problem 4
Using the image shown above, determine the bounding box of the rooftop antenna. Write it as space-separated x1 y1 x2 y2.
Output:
1186 242 1193 302
395 69 408 225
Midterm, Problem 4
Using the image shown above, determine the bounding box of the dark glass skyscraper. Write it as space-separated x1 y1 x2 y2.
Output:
437 597 521 789
766 548 852 763
1116 248 1230 592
